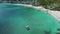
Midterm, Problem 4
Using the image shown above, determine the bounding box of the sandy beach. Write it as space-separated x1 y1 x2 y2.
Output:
14 4 60 21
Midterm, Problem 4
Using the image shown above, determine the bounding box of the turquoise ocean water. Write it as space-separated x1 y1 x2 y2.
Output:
0 4 60 34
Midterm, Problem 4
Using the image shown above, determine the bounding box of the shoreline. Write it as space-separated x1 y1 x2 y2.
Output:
14 4 60 21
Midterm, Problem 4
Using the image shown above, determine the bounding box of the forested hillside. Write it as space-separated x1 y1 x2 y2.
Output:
33 0 60 11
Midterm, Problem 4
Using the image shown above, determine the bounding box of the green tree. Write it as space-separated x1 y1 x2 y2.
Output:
33 0 60 11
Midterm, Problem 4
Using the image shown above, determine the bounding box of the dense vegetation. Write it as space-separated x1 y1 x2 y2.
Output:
33 0 60 11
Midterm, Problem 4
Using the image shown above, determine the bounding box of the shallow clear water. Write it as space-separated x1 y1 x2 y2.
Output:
0 4 60 34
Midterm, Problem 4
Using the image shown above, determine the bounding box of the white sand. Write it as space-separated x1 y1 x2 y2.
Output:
14 4 60 21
